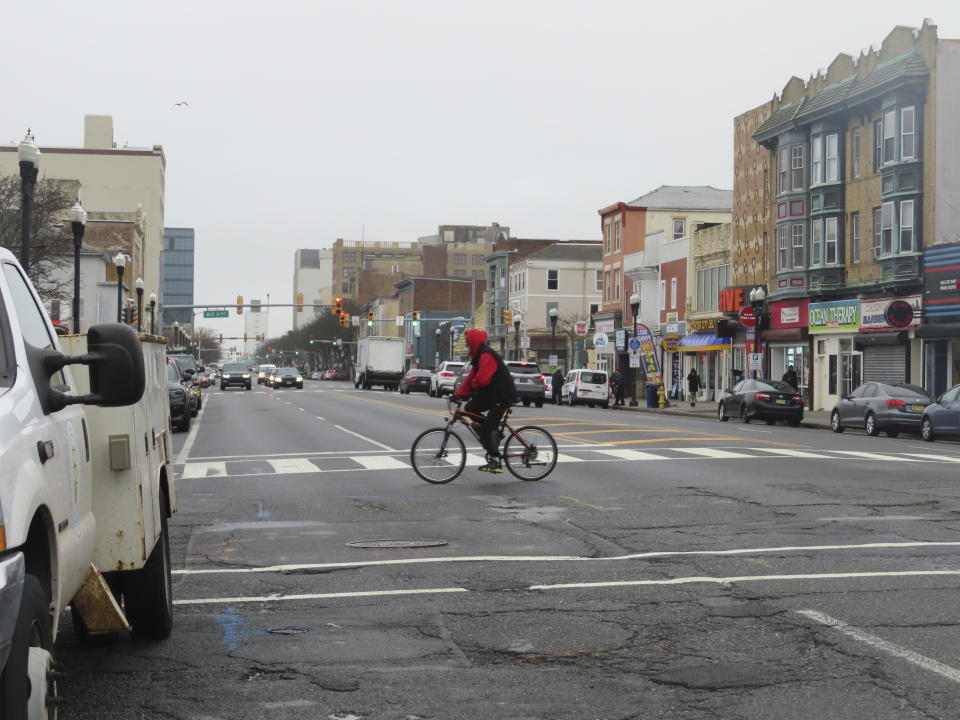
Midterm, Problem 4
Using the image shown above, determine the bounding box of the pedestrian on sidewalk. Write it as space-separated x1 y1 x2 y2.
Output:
551 367 564 405
782 364 799 390
686 368 701 407
610 369 625 406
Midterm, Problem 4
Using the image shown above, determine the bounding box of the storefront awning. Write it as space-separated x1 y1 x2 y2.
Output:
677 333 732 352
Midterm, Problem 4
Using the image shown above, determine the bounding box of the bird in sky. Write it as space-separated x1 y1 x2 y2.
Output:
173 101 189 107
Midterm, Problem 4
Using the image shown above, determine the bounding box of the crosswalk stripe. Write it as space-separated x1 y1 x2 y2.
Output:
181 461 227 478
757 448 826 458
595 449 670 461
464 453 487 467
555 453 584 463
672 448 755 459
833 451 913 462
267 458 319 474
902 453 960 463
354 456 410 470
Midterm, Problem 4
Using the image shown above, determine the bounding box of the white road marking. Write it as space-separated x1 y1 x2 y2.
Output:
463 453 487 467
757 448 827 458
173 540 960 575
555 453 584 463
902 453 960 463
595 449 669 461
266 458 319 474
298 407 305 412
181 461 227 479
334 424 396 451
834 450 914 462
797 609 960 685
315 416 325 421
673 447 754 459
175 396 207 465
353 455 409 470
173 569 960 606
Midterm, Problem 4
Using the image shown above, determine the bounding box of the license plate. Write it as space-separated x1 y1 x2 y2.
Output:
775 399 786 405
581 389 590 394
912 404 925 411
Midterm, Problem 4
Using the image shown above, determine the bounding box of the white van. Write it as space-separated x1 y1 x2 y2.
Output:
561 369 610 408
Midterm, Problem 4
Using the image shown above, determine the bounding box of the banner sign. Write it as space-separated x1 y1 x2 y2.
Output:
688 318 718 333
808 299 859 333
635 324 663 385
859 295 920 331
595 319 616 334
615 330 626 350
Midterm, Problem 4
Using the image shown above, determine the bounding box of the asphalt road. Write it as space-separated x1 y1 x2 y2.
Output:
57 380 960 719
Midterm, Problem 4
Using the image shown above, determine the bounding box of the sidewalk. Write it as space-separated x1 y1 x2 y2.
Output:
606 399 832 430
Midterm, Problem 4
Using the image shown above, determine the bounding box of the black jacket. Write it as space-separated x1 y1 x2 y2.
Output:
470 345 518 403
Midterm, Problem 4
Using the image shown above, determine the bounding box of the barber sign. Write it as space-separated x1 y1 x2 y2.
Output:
859 295 920 331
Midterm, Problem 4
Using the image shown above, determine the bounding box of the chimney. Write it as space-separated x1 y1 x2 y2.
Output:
84 115 114 150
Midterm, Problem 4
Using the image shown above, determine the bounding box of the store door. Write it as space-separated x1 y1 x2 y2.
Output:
862 345 906 384
783 345 810 408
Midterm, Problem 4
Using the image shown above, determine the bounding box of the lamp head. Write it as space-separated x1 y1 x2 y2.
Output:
18 129 40 167
548 307 558 318
68 201 87 225
149 292 157 304
135 277 144 291
113 252 127 269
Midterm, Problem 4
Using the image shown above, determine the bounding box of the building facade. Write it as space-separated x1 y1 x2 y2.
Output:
292 248 333 330
744 20 960 408
160 228 195 326
243 300 268 359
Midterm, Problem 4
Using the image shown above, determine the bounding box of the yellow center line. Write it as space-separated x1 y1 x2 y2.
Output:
339 393 448 417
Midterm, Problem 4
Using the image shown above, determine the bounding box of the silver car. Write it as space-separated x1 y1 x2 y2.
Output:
430 361 465 397
830 382 932 437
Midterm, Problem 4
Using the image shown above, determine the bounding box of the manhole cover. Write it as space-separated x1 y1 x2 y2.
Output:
345 539 448 549
268 627 309 635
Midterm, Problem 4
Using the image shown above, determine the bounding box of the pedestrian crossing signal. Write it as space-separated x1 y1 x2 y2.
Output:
411 311 419 326
367 311 374 326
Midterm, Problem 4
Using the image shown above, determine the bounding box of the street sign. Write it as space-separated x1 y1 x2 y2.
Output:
593 332 608 347
574 320 588 336
629 353 641 368
549 354 558 367
520 336 531 349
628 337 641 351
739 306 756 328
203 310 229 318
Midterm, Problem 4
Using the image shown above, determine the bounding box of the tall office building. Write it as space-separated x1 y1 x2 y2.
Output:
160 228 195 325
244 300 268 358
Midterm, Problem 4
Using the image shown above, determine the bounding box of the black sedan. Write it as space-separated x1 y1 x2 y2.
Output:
400 369 433 394
269 367 304 389
166 357 194 432
831 382 931 437
718 379 804 426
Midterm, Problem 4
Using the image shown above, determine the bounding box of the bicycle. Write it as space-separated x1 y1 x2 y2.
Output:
410 398 558 484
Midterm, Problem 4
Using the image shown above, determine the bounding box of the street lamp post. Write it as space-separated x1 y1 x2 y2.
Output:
173 321 181 350
435 328 443 364
749 286 766 380
113 253 126 322
68 199 87 333
135 277 144 332
549 307 558 366
629 292 641 407
513 318 521 361
18 130 41 273
149 292 157 334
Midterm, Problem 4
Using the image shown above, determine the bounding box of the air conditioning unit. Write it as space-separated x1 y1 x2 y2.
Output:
869 246 882 259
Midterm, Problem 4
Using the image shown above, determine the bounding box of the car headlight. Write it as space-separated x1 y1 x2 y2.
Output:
259 372 265 378
243 373 250 378
296 376 303 382
223 374 231 378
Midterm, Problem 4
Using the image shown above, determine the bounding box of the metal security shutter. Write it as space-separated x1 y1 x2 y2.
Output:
861 345 906 384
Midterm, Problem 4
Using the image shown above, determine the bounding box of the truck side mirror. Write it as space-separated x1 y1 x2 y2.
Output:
27 323 145 413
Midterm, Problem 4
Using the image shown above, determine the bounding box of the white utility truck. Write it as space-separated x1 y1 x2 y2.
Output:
0 248 174 718
354 336 405 391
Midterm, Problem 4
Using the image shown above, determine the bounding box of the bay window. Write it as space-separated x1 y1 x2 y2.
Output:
791 146 804 190
899 199 914 252
778 226 789 271
901 106 915 160
882 110 895 163
824 217 839 264
779 147 789 193
811 136 822 184
881 202 894 254
791 224 804 268
810 220 823 266
825 134 839 181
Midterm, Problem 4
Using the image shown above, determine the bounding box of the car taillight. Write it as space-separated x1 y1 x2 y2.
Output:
441 372 454 377
886 398 906 407
792 396 803 404
575 378 581 391
754 392 771 400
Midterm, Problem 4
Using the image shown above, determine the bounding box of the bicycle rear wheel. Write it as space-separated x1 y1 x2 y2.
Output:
502 425 557 481
410 428 466 484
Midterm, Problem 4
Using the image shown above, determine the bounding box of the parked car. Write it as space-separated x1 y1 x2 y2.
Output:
718 379 804 426
400 369 434 394
257 363 277 385
831 382 932 437
430 361 465 397
168 352 203 412
561 369 610 408
505 361 546 407
166 357 193 432
220 362 252 390
269 367 304 389
920 384 960 442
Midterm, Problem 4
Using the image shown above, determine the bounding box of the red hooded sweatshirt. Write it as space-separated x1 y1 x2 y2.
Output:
454 329 500 398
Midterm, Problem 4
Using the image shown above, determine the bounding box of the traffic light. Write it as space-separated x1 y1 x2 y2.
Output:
218 334 223 344
503 309 513 325
339 311 348 328
367 311 374 327
334 296 343 315
411 311 419 326
237 295 244 315
296 292 304 312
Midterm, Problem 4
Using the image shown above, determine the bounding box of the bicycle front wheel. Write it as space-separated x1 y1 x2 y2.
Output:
503 425 557 481
410 428 466 484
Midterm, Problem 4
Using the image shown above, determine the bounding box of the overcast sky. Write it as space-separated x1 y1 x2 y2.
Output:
5 0 960 338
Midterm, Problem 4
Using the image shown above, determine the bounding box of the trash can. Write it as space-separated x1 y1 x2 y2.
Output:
646 383 657 408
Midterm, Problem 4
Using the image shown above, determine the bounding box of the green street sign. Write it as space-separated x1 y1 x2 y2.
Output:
203 310 229 318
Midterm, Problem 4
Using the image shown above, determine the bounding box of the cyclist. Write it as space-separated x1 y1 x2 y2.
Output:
453 328 518 473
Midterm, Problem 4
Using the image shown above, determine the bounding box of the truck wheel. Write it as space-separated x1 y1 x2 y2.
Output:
522 399 531 407
0 574 56 718
124 488 173 640
535 401 543 408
